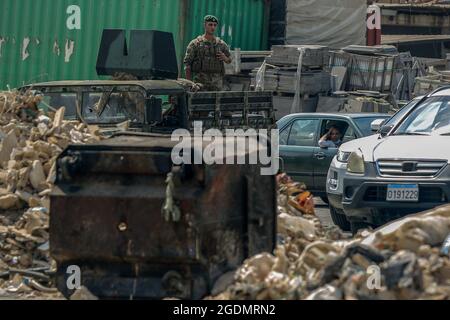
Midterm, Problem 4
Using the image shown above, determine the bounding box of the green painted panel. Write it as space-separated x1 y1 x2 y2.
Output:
0 0 183 89
184 0 268 51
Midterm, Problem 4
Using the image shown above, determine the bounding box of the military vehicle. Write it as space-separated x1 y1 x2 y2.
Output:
21 30 277 299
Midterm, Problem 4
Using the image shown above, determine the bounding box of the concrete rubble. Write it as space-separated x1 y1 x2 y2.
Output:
209 173 450 300
0 90 101 299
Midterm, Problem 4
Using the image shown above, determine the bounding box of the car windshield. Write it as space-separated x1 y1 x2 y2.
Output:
82 91 145 124
394 96 450 136
36 89 148 124
354 116 389 136
384 98 421 127
37 92 78 120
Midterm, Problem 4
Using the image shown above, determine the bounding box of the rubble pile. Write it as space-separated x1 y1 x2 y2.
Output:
210 174 450 300
0 90 101 299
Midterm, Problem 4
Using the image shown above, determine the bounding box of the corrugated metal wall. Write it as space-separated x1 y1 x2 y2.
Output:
184 0 269 51
0 0 183 89
0 0 269 89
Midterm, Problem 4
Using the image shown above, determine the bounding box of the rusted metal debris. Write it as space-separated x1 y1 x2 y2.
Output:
49 134 277 299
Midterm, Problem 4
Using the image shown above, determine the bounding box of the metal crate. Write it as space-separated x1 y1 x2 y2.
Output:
187 91 276 130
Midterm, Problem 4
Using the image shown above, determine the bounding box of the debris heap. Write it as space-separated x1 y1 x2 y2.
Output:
0 90 101 299
210 174 450 300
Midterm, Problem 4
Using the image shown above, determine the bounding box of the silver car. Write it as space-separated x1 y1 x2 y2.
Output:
326 96 427 232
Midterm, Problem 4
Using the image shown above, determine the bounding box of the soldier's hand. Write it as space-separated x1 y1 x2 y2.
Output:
192 83 202 92
216 51 229 62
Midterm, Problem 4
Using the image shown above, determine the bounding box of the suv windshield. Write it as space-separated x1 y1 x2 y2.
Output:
384 98 421 128
394 96 450 136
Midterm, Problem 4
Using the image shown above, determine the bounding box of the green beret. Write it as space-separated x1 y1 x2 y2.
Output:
204 15 219 24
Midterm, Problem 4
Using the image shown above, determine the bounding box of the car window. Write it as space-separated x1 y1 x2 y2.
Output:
38 92 77 120
342 125 357 143
287 119 319 146
395 97 450 135
319 119 349 147
279 124 291 145
407 103 440 132
384 98 420 127
82 91 146 124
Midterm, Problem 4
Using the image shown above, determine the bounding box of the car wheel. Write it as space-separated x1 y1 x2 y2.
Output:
320 196 329 204
350 221 371 235
329 205 351 232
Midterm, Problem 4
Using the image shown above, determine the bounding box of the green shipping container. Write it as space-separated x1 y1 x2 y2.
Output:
0 0 269 89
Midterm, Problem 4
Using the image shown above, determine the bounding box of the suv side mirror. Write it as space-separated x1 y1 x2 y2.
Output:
379 124 393 137
371 119 386 132
145 97 162 123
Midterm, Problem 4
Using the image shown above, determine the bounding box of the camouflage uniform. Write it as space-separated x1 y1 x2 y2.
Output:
184 35 231 91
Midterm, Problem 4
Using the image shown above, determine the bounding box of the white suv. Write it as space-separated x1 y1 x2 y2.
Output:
326 96 428 232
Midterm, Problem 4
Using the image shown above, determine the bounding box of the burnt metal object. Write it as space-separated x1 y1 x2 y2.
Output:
50 134 277 299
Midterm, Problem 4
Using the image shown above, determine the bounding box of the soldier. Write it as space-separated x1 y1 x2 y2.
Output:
184 15 232 91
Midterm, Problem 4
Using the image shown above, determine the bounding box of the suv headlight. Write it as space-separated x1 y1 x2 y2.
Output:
337 150 351 163
347 149 365 174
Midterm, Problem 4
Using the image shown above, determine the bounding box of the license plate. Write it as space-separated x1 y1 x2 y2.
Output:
386 184 419 202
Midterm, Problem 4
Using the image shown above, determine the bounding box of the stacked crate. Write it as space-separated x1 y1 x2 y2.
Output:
225 50 271 75
328 45 426 101
329 51 396 93
251 45 332 117
223 50 271 91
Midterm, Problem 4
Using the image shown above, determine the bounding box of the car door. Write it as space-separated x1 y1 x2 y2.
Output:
313 119 357 192
279 118 320 189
